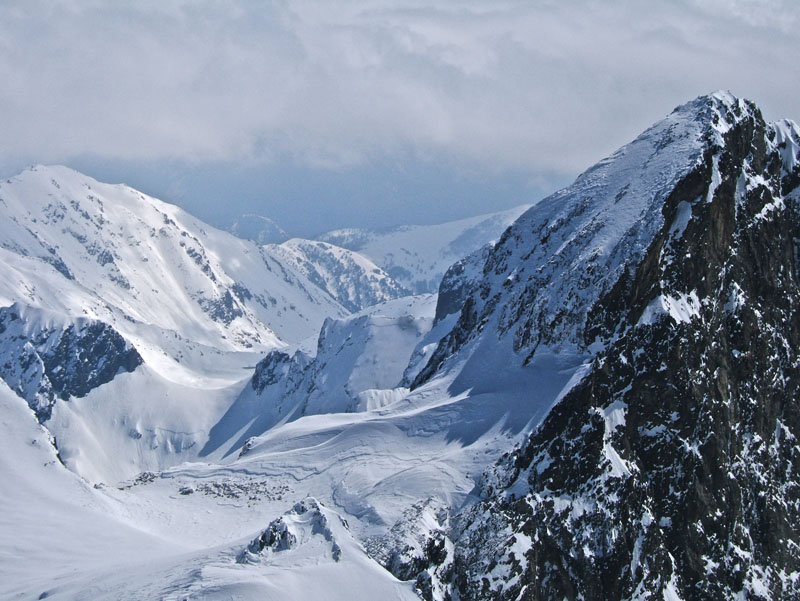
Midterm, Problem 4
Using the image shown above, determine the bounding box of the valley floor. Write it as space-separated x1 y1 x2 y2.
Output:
1 333 589 600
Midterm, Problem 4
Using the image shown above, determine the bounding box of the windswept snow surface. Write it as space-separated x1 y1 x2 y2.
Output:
0 380 183 601
319 205 530 293
0 285 590 599
0 375 418 601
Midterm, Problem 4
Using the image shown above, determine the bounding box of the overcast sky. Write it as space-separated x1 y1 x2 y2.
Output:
2 0 798 235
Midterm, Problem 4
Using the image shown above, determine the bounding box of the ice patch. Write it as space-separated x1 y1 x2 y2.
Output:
592 400 632 478
638 291 701 326
669 201 693 240
706 154 722 203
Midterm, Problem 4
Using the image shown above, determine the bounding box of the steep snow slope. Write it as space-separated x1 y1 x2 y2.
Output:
320 205 530 293
202 294 437 458
415 95 718 384
0 380 184 600
269 238 410 312
0 165 348 352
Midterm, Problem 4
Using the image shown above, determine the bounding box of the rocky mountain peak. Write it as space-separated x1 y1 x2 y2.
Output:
410 94 800 600
414 92 799 388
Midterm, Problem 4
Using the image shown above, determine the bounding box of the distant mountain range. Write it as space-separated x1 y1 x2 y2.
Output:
319 205 530 293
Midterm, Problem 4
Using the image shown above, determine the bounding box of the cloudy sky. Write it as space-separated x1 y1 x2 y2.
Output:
1 0 798 235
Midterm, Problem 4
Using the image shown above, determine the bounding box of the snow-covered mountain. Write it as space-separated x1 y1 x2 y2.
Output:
2 92 799 601
269 238 410 312
203 294 437 458
0 165 349 351
227 215 412 313
0 165 360 480
319 205 530 293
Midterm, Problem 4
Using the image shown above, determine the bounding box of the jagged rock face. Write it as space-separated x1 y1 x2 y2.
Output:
251 350 301 395
0 306 143 421
366 498 455 601
238 516 297 563
434 244 492 324
238 498 342 565
415 94 776 387
414 95 800 600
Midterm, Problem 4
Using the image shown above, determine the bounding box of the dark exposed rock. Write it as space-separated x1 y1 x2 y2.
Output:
95 248 115 266
41 253 74 280
0 305 143 421
366 498 455 601
238 517 297 562
198 289 244 325
418 94 800 600
434 244 492 324
237 498 341 564
251 350 295 394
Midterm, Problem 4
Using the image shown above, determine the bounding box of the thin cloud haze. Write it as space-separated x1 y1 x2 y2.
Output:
1 0 798 232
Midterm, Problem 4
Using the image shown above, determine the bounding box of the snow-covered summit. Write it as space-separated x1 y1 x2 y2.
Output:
416 92 795 383
410 92 800 601
0 165 348 353
0 164 357 480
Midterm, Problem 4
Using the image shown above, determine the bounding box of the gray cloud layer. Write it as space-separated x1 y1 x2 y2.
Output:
2 0 798 178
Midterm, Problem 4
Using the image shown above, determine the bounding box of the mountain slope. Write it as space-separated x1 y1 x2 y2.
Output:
3 93 799 601
0 376 419 601
0 165 356 481
0 165 348 354
320 205 530 293
0 380 183 600
269 238 410 312
0 303 143 421
202 294 436 457
414 94 721 386
412 94 800 600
